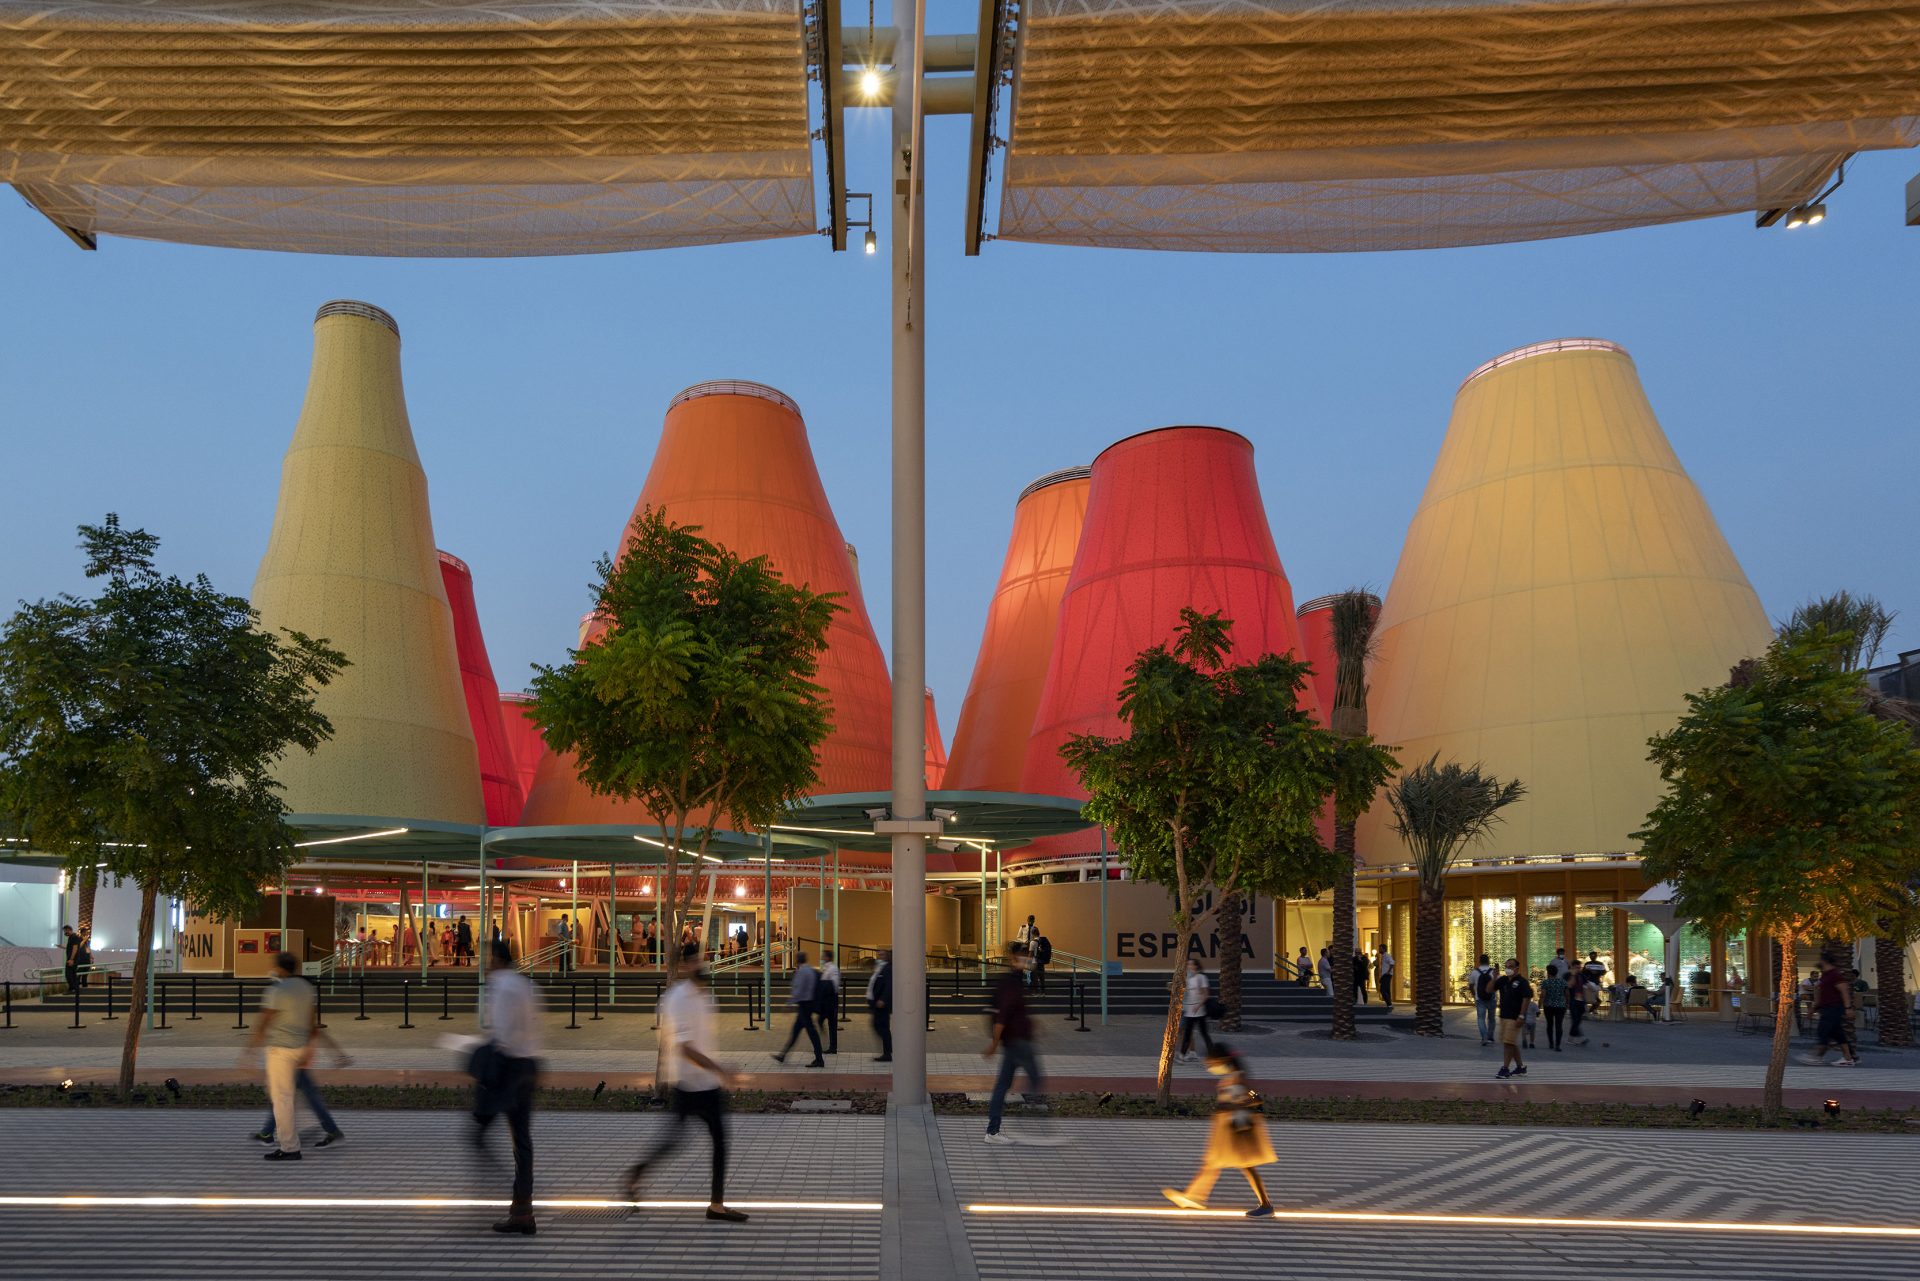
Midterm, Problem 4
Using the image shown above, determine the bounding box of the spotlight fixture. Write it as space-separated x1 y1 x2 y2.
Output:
1801 202 1827 226
845 192 876 259
164 1077 182 1099
1823 1098 1840 1118
593 1081 607 1102
860 68 882 100
1688 1098 1705 1119
59 1079 74 1093
864 230 877 256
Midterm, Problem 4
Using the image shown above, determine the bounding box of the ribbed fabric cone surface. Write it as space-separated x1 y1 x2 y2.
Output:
946 467 1091 795
439 552 523 827
251 302 483 825
521 381 891 825
1357 340 1773 865
498 694 544 809
924 689 948 790
1021 428 1318 809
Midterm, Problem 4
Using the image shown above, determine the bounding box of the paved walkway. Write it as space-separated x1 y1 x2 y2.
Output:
1 1109 1915 1280
7 1006 1917 1106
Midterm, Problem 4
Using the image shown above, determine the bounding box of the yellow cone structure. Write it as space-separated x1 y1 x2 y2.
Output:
251 301 484 826
1359 339 1772 864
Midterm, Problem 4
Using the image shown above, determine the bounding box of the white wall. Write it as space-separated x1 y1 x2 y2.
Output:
0 865 61 948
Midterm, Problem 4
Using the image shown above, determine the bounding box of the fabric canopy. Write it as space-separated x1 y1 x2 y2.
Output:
996 0 1920 252
0 0 817 254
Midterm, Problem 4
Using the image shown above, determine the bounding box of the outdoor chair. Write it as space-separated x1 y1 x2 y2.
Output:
1861 991 1878 1033
1624 989 1657 1021
1737 995 1774 1035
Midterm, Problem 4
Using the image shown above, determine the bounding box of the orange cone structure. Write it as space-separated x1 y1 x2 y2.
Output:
1358 339 1773 863
522 381 892 824
924 688 948 790
945 466 1091 794
439 552 524 827
251 301 482 825
1022 429 1318 804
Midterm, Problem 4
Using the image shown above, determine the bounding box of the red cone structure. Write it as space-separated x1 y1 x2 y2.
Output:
946 466 1091 795
498 693 544 810
1022 428 1318 805
521 381 892 825
1294 592 1381 727
924 688 948 790
438 551 524 826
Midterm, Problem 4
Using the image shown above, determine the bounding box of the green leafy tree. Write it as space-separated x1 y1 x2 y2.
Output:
1386 757 1526 1037
1638 626 1920 1115
1775 593 1919 1048
1061 608 1390 1104
0 517 346 1097
1326 589 1386 1040
526 509 837 985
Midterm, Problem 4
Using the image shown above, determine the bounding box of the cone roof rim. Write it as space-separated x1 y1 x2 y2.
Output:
482 822 836 863
1017 465 1093 503
666 379 801 417
314 299 399 336
777 790 1093 853
1460 337 1629 390
1095 424 1252 465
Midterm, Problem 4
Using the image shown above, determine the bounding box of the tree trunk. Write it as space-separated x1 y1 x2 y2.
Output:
1330 816 1357 1040
1763 931 1797 1119
117 880 158 1100
1156 920 1195 1107
1216 892 1244 1032
1413 878 1446 1037
77 866 100 937
1874 930 1912 1048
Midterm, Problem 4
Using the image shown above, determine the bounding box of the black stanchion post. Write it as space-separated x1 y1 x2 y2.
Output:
187 975 200 1021
439 977 451 1021
2 981 11 1031
925 977 934 1032
590 977 601 1022
157 981 169 1031
69 982 83 1029
313 986 325 1031
399 980 414 1030
567 982 579 1030
354 975 368 1021
232 980 247 1030
1077 977 1090 1033
952 955 960 996
649 982 660 1031
102 973 117 1021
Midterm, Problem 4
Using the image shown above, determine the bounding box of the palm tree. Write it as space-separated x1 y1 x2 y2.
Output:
1386 757 1525 1036
1779 591 1917 1047
1327 590 1381 1040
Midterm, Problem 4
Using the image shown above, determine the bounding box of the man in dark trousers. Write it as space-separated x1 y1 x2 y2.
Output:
626 942 749 1222
817 950 842 1055
1031 934 1052 994
867 949 893 1062
1352 949 1370 1005
983 943 1044 1144
1493 958 1533 1080
455 915 474 967
62 925 82 992
476 939 544 1235
771 951 825 1068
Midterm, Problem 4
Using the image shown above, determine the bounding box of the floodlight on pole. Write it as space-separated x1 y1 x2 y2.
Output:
847 192 876 258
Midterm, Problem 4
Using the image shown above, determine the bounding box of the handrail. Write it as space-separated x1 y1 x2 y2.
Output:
707 944 767 975
516 941 569 973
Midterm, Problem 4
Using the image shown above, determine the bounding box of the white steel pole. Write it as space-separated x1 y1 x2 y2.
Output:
888 0 929 1106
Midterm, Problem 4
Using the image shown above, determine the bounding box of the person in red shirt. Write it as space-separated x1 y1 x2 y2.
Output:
1799 953 1860 1067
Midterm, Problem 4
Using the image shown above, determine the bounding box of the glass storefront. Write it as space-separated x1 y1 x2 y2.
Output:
1480 897 1517 967
1526 894 1563 978
1623 912 1665 986
1445 900 1475 1001
1390 904 1411 1004
1573 896 1616 986
1675 922 1714 1006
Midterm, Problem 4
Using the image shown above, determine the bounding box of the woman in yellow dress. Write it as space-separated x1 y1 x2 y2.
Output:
1163 1046 1276 1217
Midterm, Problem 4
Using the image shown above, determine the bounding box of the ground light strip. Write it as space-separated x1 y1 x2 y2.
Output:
0 1196 879 1212
964 1205 1920 1238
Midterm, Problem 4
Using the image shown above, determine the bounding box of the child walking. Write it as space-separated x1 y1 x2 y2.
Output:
1521 992 1540 1049
1162 1046 1276 1218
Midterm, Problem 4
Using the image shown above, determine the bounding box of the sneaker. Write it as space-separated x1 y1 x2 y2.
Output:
806 1059 825 1069
251 1130 275 1144
1246 1205 1275 1218
263 1149 302 1161
1834 1058 1858 1068
314 1131 344 1148
491 1215 537 1235
1797 1053 1823 1066
873 1055 892 1063
1162 1189 1205 1210
706 1206 749 1223
1495 1067 1511 1080
1514 1066 1528 1076
771 1052 787 1065
984 1131 1016 1145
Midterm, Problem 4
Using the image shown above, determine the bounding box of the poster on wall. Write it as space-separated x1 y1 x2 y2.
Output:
178 911 226 973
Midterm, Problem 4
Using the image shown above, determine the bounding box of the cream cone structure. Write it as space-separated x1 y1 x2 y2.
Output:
944 466 1091 794
251 301 483 826
1358 339 1772 865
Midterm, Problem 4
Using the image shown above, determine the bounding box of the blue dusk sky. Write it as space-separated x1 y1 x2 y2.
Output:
2 82 1915 738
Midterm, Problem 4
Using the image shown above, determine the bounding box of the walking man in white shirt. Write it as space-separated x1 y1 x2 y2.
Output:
1376 946 1397 1011
626 942 750 1222
477 939 545 1235
240 951 317 1161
